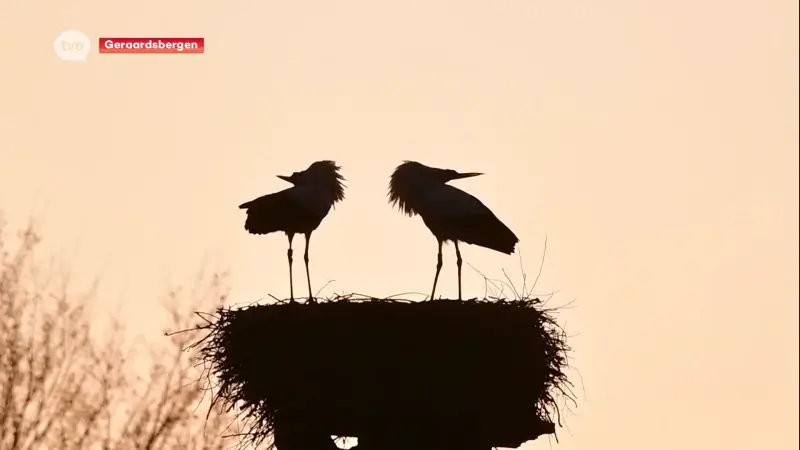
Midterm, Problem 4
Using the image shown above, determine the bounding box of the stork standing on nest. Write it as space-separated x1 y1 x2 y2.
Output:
388 161 518 301
239 160 346 302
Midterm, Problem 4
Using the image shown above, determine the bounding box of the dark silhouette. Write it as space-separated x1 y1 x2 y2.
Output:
388 161 519 300
239 161 346 302
199 298 568 450
272 410 340 450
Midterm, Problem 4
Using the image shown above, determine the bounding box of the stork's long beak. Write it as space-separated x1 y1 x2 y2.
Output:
450 171 483 180
276 175 292 183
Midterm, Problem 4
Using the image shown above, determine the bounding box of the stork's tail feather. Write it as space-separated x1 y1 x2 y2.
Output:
242 211 281 235
447 214 519 254
239 196 284 235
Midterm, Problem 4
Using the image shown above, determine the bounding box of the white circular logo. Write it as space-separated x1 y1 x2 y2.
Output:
54 30 91 62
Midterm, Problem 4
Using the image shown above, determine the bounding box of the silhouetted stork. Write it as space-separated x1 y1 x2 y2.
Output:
388 161 518 301
239 161 345 302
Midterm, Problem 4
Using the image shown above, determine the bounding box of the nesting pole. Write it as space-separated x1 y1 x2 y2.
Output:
210 161 570 450
198 297 571 450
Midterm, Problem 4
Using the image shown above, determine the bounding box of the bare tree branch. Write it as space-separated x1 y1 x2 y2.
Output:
0 219 234 450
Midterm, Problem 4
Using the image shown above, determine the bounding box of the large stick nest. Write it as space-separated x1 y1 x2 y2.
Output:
193 295 573 449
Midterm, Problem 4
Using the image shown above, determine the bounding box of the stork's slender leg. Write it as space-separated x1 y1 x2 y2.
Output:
287 233 295 302
454 240 463 301
430 239 444 300
303 232 314 303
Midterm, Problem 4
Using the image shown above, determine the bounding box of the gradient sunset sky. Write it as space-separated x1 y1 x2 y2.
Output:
1 0 798 449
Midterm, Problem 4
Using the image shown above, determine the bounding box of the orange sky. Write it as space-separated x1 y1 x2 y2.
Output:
1 0 798 449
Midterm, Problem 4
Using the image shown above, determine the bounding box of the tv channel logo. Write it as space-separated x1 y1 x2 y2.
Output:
54 30 91 62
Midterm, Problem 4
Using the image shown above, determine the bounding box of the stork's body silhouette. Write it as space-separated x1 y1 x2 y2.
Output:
239 161 345 302
388 161 518 300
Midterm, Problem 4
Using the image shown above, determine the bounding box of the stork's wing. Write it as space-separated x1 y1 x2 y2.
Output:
440 213 518 254
238 188 301 235
240 185 333 217
238 186 293 210
286 184 335 218
426 184 492 217
427 185 518 254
